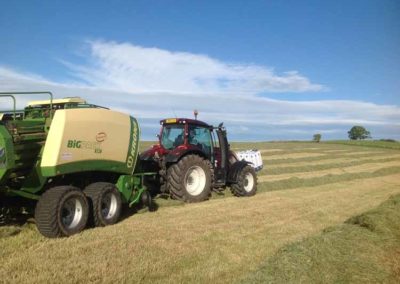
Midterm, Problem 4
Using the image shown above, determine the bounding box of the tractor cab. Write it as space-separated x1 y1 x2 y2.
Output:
159 118 215 160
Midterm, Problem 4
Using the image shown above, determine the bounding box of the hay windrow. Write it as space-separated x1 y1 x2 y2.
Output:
241 194 400 283
2 142 400 283
259 161 400 182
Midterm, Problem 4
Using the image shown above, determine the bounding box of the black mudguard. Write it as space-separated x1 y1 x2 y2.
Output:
227 160 250 184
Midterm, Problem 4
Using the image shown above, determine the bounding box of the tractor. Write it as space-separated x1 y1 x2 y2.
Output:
140 117 257 202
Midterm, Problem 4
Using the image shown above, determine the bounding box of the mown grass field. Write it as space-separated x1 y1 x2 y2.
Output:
1 141 400 283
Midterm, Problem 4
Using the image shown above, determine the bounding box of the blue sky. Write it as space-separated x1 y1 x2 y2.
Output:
1 0 399 140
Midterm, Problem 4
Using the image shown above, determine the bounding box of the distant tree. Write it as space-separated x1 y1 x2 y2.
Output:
380 139 397 143
348 126 371 140
313 133 321 143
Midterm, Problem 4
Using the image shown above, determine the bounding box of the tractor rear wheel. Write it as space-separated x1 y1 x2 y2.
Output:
35 186 89 238
230 165 257 197
167 155 212 202
84 182 122 227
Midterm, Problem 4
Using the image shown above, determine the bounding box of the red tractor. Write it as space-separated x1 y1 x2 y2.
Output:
140 118 257 202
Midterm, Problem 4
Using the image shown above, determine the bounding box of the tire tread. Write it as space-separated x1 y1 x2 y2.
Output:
167 155 212 202
35 186 88 238
230 165 258 197
84 182 122 227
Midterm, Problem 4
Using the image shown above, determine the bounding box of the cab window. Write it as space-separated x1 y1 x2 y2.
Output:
161 124 185 149
188 125 213 157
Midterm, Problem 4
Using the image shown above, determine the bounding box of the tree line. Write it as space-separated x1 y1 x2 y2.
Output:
313 125 371 142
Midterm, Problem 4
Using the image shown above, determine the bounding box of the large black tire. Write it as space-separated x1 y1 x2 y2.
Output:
230 165 257 197
167 155 212 202
35 186 89 238
84 182 122 227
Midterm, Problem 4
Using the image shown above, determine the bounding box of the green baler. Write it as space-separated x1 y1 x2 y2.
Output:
0 92 155 237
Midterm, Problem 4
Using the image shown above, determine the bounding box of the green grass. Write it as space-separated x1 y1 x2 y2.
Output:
326 140 400 150
1 141 400 283
139 140 157 152
264 157 400 175
141 140 400 153
155 163 400 202
2 174 399 283
173 165 400 200
241 194 400 283
232 141 334 151
259 166 400 192
262 151 389 166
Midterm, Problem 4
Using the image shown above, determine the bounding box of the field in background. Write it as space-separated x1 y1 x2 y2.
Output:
1 141 400 283
326 140 400 150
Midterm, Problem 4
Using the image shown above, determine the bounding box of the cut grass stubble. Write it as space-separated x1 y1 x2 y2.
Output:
258 160 400 182
1 141 400 283
242 194 400 283
1 174 400 283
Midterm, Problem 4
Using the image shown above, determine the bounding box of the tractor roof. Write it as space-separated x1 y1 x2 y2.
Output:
27 97 86 106
160 118 211 128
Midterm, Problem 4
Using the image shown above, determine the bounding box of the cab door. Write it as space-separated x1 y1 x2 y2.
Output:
187 125 213 161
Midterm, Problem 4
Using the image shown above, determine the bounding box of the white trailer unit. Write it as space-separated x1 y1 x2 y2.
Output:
236 150 263 171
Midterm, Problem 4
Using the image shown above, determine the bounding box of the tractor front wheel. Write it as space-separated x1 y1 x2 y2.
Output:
35 186 89 238
230 165 257 197
84 182 122 227
167 155 212 202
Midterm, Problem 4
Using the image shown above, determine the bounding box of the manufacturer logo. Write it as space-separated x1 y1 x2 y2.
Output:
96 132 107 142
66 140 102 154
67 140 82 149
127 121 139 168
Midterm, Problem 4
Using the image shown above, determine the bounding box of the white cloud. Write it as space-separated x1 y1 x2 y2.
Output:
65 40 325 94
1 40 399 141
